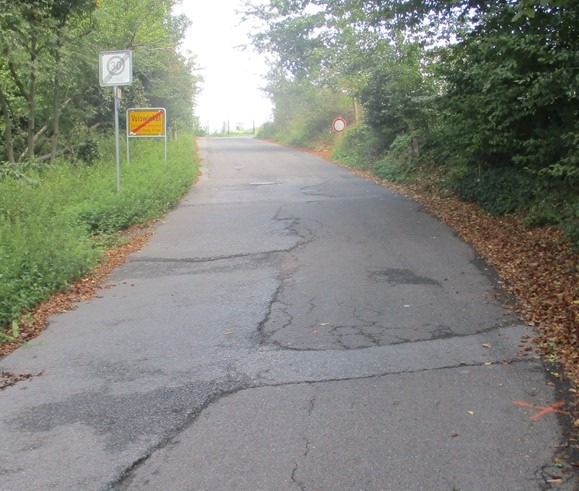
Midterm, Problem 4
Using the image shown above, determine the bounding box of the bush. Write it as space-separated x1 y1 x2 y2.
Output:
76 140 100 165
373 133 421 183
449 165 541 216
332 124 383 170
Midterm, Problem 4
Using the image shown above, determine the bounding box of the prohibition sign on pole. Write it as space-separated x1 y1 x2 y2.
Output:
99 50 133 87
127 108 166 137
332 117 347 133
126 108 168 164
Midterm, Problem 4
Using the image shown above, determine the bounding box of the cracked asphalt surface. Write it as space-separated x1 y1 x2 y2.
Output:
0 137 575 490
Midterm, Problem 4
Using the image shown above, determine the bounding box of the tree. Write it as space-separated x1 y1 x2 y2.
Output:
90 0 200 132
0 0 200 163
437 1 579 176
244 0 436 150
0 0 97 162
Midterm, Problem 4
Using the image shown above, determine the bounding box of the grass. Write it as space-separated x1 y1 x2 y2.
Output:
0 134 198 338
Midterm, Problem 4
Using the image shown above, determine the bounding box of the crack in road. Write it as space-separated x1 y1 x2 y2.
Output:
255 208 519 352
290 462 306 491
307 394 316 417
130 250 288 265
111 353 538 490
289 396 317 491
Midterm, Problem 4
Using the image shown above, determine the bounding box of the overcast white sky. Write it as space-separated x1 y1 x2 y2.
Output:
176 1 272 133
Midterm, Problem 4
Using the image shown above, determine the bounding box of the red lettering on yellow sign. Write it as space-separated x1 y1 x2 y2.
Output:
127 109 166 137
130 110 163 134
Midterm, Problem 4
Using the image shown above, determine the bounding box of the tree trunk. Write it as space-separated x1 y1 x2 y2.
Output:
50 69 62 162
26 35 38 161
353 98 363 124
0 87 15 163
50 25 66 162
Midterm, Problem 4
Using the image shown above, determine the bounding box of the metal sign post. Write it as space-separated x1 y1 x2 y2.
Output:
114 87 121 192
99 50 133 192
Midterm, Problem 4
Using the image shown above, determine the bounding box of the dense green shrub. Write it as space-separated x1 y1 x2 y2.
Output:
373 133 421 183
449 166 540 216
332 124 383 170
76 140 100 165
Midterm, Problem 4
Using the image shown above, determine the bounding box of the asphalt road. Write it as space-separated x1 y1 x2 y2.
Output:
0 137 575 490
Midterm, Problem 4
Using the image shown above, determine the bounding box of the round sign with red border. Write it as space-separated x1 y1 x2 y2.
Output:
332 117 347 133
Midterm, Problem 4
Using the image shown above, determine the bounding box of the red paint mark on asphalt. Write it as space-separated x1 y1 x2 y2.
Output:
131 110 163 134
513 400 567 421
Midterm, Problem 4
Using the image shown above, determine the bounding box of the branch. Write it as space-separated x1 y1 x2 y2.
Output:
35 143 83 162
17 124 47 162
7 61 29 100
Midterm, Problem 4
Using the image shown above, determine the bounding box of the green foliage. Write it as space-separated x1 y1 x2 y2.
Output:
450 166 541 215
435 2 579 175
0 134 198 335
0 0 200 164
373 133 421 183
332 123 382 170
262 72 354 148
256 122 277 139
448 164 579 248
333 124 423 184
76 140 100 164
358 39 437 150
0 166 101 328
561 216 579 249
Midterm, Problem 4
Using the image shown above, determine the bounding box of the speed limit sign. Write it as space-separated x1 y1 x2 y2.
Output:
99 50 133 87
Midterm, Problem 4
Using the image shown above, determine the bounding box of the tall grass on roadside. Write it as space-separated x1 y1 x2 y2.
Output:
0 134 198 340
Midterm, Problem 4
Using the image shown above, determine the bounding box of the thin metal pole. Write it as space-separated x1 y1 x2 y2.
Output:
164 110 167 163
114 87 121 192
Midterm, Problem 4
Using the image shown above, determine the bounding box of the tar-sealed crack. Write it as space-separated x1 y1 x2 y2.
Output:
256 281 292 346
368 267 441 286
430 324 455 340
102 208 576 489
307 394 316 417
256 212 318 347
115 250 288 280
290 395 316 491
109 380 247 491
131 252 282 264
291 462 306 491
299 180 332 197
110 356 541 490
259 244 516 351
112 209 321 488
